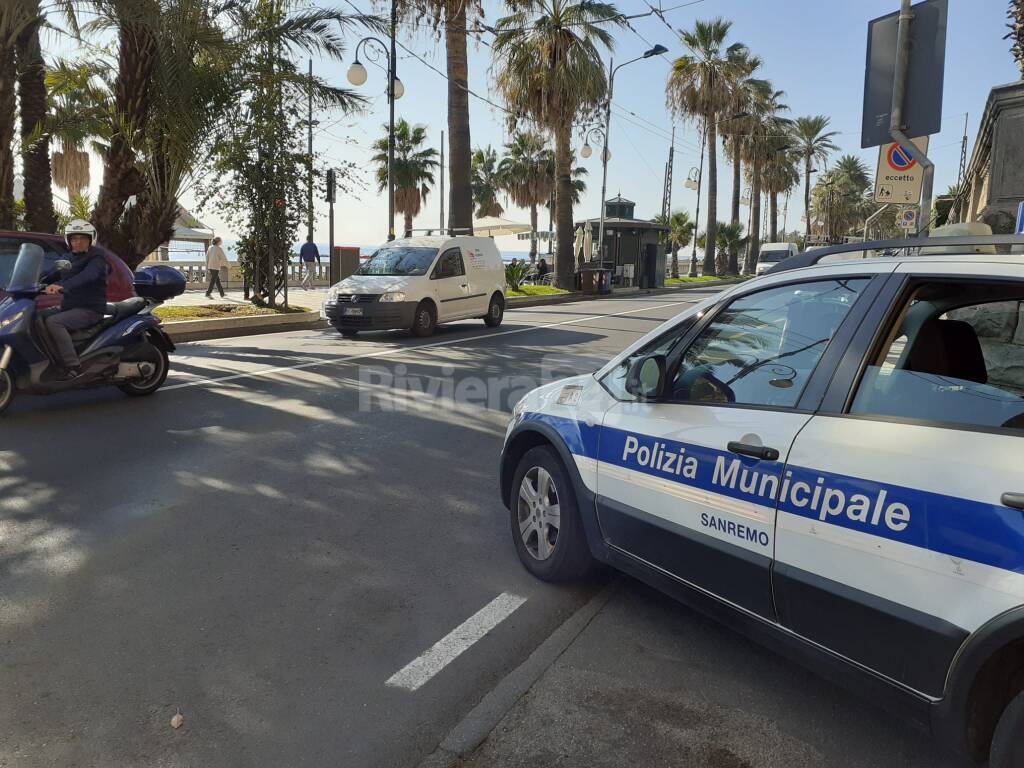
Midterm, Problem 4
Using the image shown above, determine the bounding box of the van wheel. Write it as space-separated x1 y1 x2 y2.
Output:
412 301 436 337
484 293 504 327
510 446 593 582
991 690 1024 768
338 328 358 338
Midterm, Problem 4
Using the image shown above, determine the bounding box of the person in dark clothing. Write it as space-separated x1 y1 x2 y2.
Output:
299 237 320 290
536 258 550 278
42 219 108 379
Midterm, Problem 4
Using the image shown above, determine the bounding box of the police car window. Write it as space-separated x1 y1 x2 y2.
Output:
601 316 699 399
433 249 465 279
852 285 1024 432
668 279 869 408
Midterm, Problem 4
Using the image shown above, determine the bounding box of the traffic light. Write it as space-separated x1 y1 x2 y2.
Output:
326 168 336 203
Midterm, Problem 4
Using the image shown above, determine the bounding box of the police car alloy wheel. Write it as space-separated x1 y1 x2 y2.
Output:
991 690 1024 768
510 446 592 581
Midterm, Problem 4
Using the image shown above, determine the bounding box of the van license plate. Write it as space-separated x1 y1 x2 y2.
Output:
343 307 363 316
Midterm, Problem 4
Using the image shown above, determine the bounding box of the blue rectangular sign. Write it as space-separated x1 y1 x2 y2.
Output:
1017 201 1024 235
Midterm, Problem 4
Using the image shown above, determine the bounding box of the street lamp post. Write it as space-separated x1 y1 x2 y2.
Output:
348 7 405 242
596 44 667 265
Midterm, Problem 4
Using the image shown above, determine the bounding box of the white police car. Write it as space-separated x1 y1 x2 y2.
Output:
499 235 1024 767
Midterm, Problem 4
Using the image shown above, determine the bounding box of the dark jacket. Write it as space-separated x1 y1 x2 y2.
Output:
53 248 109 313
299 242 320 263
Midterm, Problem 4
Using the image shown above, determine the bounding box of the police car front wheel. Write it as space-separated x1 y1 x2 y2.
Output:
991 689 1024 768
511 446 592 581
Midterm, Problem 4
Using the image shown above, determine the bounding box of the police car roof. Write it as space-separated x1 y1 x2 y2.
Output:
767 234 1024 275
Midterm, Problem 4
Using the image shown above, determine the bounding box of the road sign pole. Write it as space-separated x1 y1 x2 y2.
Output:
863 202 892 240
889 0 935 236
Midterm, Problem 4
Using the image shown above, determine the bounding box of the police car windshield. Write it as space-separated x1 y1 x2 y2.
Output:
758 250 788 263
356 246 438 276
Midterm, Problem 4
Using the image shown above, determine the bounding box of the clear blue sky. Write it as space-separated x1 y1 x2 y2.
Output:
55 0 1024 253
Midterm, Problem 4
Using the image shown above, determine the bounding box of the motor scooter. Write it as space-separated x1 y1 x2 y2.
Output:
0 243 179 414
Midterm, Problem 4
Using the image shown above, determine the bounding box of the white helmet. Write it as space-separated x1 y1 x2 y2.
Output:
64 218 97 247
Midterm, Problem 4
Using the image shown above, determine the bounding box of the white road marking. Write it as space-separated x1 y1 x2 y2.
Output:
164 297 703 392
385 592 527 692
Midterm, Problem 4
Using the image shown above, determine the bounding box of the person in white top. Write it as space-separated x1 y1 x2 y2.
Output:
204 237 229 298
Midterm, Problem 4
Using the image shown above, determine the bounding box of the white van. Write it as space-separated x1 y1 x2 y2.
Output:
755 242 799 275
323 236 507 338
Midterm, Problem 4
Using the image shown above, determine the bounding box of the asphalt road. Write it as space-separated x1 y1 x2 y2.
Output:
0 292 714 768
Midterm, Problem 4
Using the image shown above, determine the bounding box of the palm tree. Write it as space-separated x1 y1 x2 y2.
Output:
372 119 439 237
719 52 763 234
492 0 625 289
762 142 799 242
15 0 57 232
400 0 480 234
791 115 839 238
742 87 787 273
471 145 504 218
666 209 694 278
1010 0 1023 76
0 0 38 229
667 18 750 277
833 153 870 190
498 131 552 262
810 155 873 241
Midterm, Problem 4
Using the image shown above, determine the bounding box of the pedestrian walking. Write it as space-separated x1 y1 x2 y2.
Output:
204 237 229 298
300 237 320 290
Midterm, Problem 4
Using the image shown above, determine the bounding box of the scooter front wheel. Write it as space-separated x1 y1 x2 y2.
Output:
118 343 169 397
0 369 13 414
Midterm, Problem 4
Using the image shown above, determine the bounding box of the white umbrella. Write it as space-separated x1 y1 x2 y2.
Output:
473 216 532 237
582 226 594 265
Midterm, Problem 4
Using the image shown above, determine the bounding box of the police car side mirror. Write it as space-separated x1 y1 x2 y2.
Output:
625 354 666 399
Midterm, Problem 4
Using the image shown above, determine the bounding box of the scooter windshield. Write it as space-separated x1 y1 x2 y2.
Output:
7 245 44 294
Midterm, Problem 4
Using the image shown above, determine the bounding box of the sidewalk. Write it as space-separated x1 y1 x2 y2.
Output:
446 579 962 768
164 287 328 308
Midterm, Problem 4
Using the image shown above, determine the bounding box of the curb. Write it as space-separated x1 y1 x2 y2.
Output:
162 311 325 343
415 580 619 768
160 280 742 343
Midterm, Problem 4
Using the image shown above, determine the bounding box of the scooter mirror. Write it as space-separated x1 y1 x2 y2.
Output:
55 260 72 272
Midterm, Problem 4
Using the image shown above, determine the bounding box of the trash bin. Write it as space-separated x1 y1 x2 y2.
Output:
580 267 612 295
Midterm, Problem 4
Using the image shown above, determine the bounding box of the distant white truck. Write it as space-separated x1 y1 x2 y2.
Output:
754 242 799 275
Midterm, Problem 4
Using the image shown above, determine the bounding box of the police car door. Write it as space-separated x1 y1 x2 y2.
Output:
597 271 881 619
775 262 1024 698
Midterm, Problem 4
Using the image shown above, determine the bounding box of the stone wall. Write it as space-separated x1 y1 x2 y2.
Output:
949 302 1024 394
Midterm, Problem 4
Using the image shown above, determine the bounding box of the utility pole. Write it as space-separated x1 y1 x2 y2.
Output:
388 0 397 240
688 120 705 277
307 58 314 243
661 125 675 219
890 0 935 236
440 129 445 233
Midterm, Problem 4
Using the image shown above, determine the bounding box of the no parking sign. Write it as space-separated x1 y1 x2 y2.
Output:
874 136 930 204
899 207 919 230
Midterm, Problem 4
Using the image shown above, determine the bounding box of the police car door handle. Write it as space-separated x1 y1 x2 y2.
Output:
1002 493 1024 511
727 441 780 462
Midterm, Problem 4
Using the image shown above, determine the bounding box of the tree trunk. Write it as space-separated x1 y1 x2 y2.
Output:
0 40 15 230
671 246 678 279
730 140 741 225
93 12 158 257
769 191 779 241
529 203 537 261
554 122 575 290
703 116 718 276
746 156 762 274
17 17 57 233
404 211 413 238
445 0 472 235
803 152 812 238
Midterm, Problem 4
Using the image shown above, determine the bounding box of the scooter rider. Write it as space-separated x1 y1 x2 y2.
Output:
42 219 109 379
